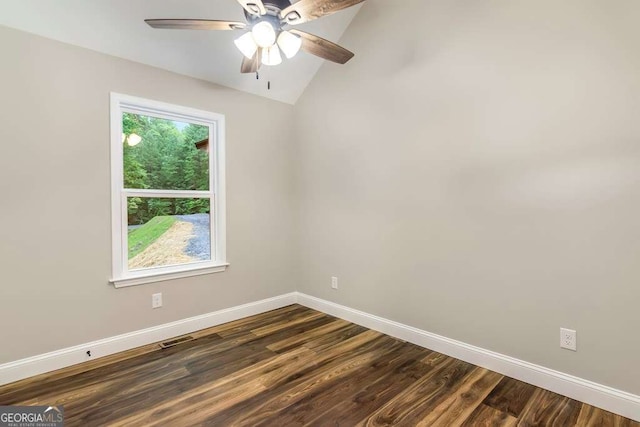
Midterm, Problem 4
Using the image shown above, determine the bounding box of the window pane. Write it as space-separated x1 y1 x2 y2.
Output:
122 112 210 191
127 198 212 270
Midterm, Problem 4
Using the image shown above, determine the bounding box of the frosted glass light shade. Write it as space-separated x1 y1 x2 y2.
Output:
261 44 282 66
234 32 258 59
252 21 276 48
277 31 302 59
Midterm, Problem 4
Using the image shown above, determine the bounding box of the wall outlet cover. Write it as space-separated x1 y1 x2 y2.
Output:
560 328 577 351
152 293 163 309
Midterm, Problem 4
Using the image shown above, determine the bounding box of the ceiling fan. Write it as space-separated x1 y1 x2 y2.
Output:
145 0 365 74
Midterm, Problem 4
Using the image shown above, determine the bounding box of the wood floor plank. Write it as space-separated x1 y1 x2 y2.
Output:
484 376 538 418
0 342 163 398
208 335 404 426
421 350 450 367
303 323 369 352
416 368 504 426
212 305 313 338
115 331 382 426
0 305 302 402
359 357 477 426
304 345 440 426
252 342 431 426
250 311 327 336
110 346 317 426
462 404 518 427
1 334 225 405
266 318 350 352
83 310 336 422
11 334 264 423
517 388 582 427
71 338 277 425
0 304 637 427
575 403 637 427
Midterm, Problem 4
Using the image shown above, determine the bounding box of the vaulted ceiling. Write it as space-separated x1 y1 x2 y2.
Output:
0 0 362 104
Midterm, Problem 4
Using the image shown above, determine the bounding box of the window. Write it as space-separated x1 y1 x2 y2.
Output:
110 93 227 287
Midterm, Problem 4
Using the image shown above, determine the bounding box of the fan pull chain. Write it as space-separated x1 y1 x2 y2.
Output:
266 63 271 91
254 69 271 90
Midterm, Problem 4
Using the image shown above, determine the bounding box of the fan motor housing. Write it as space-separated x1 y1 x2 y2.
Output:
244 0 292 20
263 0 292 10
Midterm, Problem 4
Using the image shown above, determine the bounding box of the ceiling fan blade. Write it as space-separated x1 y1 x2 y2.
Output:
279 0 365 25
237 0 266 16
241 48 262 73
289 30 354 64
145 19 246 30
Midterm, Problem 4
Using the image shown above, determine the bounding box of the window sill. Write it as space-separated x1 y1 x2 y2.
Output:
110 263 229 288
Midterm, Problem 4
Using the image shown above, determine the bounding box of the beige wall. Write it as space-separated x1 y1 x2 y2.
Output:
0 25 296 363
293 0 640 394
2 0 640 397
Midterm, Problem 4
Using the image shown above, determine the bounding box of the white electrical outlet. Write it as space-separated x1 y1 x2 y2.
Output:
560 328 577 351
331 276 338 290
152 293 163 309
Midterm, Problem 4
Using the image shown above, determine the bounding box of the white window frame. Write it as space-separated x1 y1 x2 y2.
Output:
109 93 227 288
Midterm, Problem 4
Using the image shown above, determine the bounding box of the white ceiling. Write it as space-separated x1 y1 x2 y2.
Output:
0 0 362 104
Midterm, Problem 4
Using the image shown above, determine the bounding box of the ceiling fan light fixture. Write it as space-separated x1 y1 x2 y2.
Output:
145 0 363 75
251 21 276 48
262 44 282 66
234 32 258 59
277 30 302 59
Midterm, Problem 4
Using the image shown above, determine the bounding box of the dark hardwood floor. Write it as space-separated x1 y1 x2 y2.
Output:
0 305 636 426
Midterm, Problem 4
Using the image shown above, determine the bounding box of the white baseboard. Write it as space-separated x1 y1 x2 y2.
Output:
1 291 637 422
295 292 640 422
0 293 297 387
